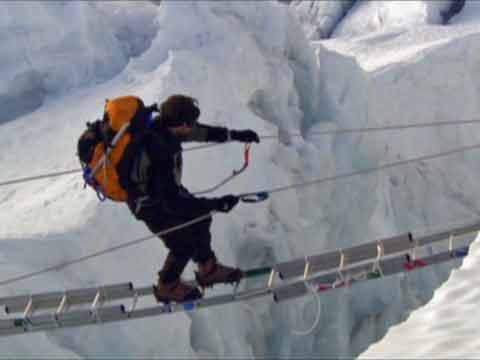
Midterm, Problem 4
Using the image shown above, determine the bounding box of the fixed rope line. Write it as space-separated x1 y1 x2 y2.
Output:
2 143 480 288
0 213 214 287
1 119 480 188
240 143 480 197
0 169 82 187
186 118 480 151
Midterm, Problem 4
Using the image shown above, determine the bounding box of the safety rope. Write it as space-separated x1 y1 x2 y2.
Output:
193 144 251 195
1 142 480 288
0 169 81 187
0 213 214 287
292 280 322 336
1 118 480 188
186 118 480 151
238 143 480 198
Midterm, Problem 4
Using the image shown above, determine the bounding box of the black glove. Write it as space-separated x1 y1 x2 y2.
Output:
212 195 239 213
230 129 260 143
148 103 159 112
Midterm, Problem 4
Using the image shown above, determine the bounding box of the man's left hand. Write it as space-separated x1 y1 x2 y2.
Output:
230 129 260 143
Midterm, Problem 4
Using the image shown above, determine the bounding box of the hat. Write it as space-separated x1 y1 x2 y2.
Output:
160 95 200 127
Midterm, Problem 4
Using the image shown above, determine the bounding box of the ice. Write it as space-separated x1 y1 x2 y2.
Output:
1 0 480 358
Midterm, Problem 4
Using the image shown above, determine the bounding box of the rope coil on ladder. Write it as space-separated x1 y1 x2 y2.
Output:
291 280 322 336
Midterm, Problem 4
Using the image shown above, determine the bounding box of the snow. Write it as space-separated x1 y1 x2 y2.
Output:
1 0 480 358
361 237 480 358
291 1 466 40
0 1 157 124
289 0 355 40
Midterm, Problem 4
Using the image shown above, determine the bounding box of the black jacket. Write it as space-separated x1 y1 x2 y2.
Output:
125 123 229 219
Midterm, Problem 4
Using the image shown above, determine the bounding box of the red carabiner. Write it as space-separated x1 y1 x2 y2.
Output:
244 143 251 164
233 144 251 176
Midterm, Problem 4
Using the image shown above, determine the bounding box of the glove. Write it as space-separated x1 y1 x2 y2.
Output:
230 129 260 143
212 195 240 213
148 103 159 112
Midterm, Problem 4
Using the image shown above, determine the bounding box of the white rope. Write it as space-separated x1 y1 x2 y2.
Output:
292 280 322 336
242 142 480 197
2 119 480 188
186 118 480 150
0 213 214 287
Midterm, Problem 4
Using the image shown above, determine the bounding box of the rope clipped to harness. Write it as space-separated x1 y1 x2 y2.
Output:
194 144 253 195
82 166 107 201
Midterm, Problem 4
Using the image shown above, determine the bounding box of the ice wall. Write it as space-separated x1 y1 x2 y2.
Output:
2 1 480 358
289 0 356 40
289 1 466 40
303 22 480 356
0 1 158 124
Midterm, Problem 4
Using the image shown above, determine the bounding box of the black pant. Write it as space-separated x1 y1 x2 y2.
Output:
134 204 215 283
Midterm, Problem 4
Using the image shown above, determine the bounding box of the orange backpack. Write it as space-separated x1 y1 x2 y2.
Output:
77 96 157 202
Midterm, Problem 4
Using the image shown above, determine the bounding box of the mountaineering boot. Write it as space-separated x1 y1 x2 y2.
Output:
153 276 202 303
195 257 244 288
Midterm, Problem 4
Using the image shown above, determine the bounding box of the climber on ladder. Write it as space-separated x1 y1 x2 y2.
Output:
77 94 260 303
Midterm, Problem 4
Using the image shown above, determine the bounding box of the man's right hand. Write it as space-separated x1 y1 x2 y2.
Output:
213 195 239 212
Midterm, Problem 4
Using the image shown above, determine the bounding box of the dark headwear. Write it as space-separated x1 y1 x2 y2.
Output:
160 94 200 127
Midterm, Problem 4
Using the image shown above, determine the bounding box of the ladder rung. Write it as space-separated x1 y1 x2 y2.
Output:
416 222 480 247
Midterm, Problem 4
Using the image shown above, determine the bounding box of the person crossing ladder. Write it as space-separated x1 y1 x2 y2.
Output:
77 95 259 303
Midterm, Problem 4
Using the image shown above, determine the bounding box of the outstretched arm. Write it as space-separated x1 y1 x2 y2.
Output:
183 123 260 143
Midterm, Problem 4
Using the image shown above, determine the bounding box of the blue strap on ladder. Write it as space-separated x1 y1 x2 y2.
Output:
454 246 469 258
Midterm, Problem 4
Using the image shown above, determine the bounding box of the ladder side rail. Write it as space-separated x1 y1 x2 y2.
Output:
66 282 133 304
0 244 470 337
415 222 480 247
276 233 412 280
127 286 273 321
4 291 65 314
381 233 414 255
275 223 476 282
134 286 154 297
8 285 275 336
342 242 378 267
273 258 306 280
4 283 134 314
274 245 469 303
